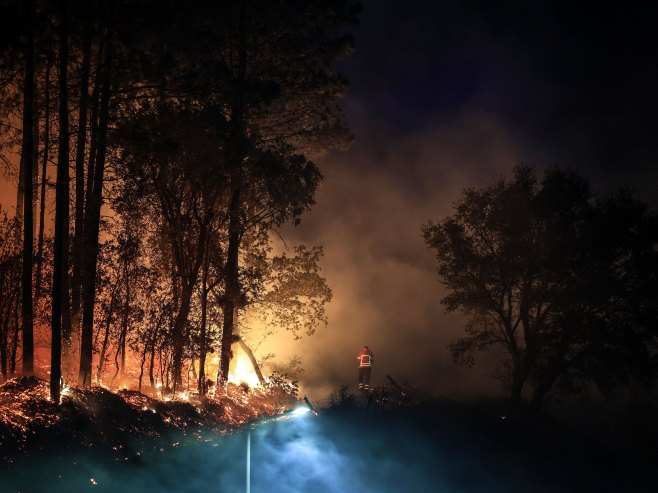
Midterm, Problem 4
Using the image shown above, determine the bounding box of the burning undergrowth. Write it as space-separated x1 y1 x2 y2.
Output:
0 376 297 464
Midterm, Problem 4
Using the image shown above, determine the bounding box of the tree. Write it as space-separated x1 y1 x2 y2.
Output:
115 107 228 391
423 165 658 412
178 0 357 387
19 0 36 377
236 242 332 345
50 0 70 402
0 208 21 381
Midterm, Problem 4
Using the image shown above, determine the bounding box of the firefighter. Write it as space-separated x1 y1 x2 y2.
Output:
356 345 374 391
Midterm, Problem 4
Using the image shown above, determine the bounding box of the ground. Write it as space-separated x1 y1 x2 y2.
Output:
0 379 655 492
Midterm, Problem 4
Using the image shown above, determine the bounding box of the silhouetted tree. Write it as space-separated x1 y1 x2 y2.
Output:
19 0 36 377
195 0 355 389
423 165 658 412
0 209 21 381
115 107 228 391
50 0 70 402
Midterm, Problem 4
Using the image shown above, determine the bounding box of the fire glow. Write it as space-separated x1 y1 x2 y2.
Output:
228 353 262 389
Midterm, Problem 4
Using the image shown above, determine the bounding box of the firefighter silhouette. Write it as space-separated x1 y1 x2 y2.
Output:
356 345 374 391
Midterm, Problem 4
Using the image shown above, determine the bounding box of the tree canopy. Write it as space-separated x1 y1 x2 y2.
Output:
0 0 357 400
423 165 658 412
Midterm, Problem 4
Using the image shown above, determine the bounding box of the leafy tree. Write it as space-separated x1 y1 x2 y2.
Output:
238 242 332 345
115 107 229 390
168 0 357 387
423 165 658 412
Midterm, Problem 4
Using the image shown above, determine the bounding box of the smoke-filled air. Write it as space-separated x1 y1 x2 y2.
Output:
1 1 657 492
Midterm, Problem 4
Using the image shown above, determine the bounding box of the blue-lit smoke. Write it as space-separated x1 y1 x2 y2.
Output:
1 410 465 493
0 405 644 493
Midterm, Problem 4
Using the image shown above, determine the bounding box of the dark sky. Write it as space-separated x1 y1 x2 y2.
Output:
271 0 658 399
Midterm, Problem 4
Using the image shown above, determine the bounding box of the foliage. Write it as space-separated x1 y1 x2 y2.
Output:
325 385 356 410
423 165 658 410
243 244 332 339
264 370 299 399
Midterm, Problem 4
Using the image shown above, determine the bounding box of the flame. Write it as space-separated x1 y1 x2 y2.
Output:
228 353 261 388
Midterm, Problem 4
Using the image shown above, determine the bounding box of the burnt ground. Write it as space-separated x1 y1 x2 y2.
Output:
0 379 656 493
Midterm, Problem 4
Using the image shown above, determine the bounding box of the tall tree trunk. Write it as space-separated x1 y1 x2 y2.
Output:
198 249 209 395
32 78 39 236
83 50 102 219
528 358 568 415
71 3 92 336
10 302 19 376
508 368 525 412
149 336 156 388
15 161 24 239
138 341 148 393
35 53 52 305
219 16 247 388
219 185 241 388
51 0 70 402
0 309 8 381
20 0 35 377
117 263 130 378
96 282 118 383
79 10 113 386
171 283 193 392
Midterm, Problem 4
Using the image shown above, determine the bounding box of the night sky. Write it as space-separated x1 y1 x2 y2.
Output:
274 0 658 399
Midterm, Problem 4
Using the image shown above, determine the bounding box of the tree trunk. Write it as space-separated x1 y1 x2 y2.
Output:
50 0 70 402
508 367 525 411
79 11 113 386
171 282 193 391
119 264 130 377
198 250 208 395
35 52 52 305
71 4 92 336
111 262 129 383
149 338 156 388
31 77 39 239
96 282 118 383
15 159 24 239
10 304 19 376
219 13 247 389
20 0 35 377
0 312 8 380
528 360 566 415
138 341 148 393
219 185 241 388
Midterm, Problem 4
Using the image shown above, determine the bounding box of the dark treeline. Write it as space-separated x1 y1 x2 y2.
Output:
0 0 356 402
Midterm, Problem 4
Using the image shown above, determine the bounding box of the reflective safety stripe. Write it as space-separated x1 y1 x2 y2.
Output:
359 355 372 367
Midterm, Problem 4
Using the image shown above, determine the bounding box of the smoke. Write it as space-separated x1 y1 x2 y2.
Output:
270 107 540 400
0 411 507 492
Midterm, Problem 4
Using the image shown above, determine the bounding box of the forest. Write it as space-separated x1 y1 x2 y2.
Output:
0 0 357 403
